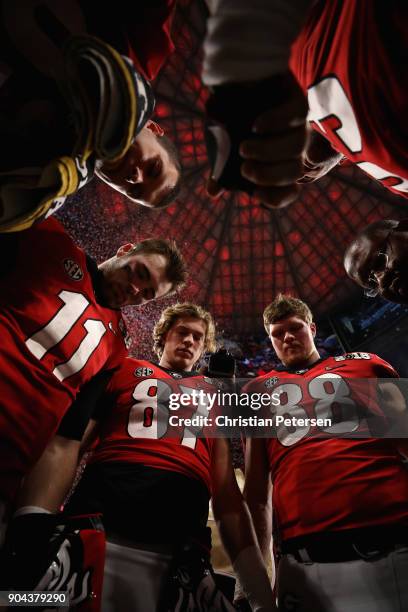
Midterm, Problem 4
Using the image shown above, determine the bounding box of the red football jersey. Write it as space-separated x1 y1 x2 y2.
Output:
89 358 216 493
290 0 408 197
0 218 128 500
246 353 408 540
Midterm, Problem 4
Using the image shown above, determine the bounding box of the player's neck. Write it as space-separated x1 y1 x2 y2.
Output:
282 348 321 370
159 356 193 372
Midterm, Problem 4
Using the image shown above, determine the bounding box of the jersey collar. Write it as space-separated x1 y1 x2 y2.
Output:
275 356 325 375
154 363 198 379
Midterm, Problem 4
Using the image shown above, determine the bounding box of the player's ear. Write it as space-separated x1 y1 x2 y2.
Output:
310 322 317 337
117 243 134 257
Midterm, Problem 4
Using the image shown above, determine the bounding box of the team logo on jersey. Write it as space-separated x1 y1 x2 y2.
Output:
294 368 308 375
334 352 370 361
134 367 154 377
169 371 183 379
63 259 83 281
265 377 279 388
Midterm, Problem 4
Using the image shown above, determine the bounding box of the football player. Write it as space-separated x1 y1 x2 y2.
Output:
0 217 186 515
243 294 408 611
203 0 408 206
11 303 275 611
344 218 408 305
0 1 181 231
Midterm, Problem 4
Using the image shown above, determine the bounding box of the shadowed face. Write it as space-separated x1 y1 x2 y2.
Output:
99 245 172 308
268 315 317 368
96 121 180 208
345 222 408 304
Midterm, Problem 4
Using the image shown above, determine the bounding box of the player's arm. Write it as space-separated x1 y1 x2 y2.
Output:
14 370 112 514
15 435 81 514
243 437 273 574
203 0 313 85
378 379 408 457
15 418 99 513
203 0 312 208
211 437 276 611
3 374 111 592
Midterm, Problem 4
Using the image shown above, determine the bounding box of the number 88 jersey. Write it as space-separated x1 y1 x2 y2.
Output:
250 354 408 540
89 358 216 494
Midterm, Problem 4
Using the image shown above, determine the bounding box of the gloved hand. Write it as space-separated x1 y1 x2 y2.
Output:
205 70 308 208
0 512 57 590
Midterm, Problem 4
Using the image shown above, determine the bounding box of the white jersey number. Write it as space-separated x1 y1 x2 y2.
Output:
25 290 107 382
308 76 408 194
128 379 210 449
273 373 359 447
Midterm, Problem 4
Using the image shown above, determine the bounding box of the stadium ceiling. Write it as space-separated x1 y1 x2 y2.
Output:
63 0 408 347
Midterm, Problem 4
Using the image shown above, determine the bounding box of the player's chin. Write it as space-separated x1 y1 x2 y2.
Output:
178 357 194 370
284 352 305 366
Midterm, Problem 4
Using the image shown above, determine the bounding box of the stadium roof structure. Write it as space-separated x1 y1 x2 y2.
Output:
63 0 408 351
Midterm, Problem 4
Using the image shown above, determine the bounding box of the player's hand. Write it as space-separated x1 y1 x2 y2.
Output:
1 513 57 590
240 78 308 208
205 71 308 208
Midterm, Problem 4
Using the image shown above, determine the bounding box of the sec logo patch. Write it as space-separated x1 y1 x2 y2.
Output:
265 377 279 388
135 367 154 377
63 258 83 281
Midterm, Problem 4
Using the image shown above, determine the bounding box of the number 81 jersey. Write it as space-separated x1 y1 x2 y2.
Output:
89 358 216 494
250 353 408 540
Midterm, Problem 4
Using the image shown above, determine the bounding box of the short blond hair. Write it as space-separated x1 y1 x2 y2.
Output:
263 294 313 333
153 302 217 358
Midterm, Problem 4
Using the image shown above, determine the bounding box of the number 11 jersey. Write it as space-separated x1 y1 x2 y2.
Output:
0 217 128 501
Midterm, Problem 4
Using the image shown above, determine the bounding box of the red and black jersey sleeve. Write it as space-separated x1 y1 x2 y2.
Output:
57 370 115 441
290 0 408 197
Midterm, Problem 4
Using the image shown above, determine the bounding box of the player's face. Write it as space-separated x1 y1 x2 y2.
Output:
345 225 408 304
268 315 317 367
161 317 207 371
100 246 172 308
96 121 179 208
